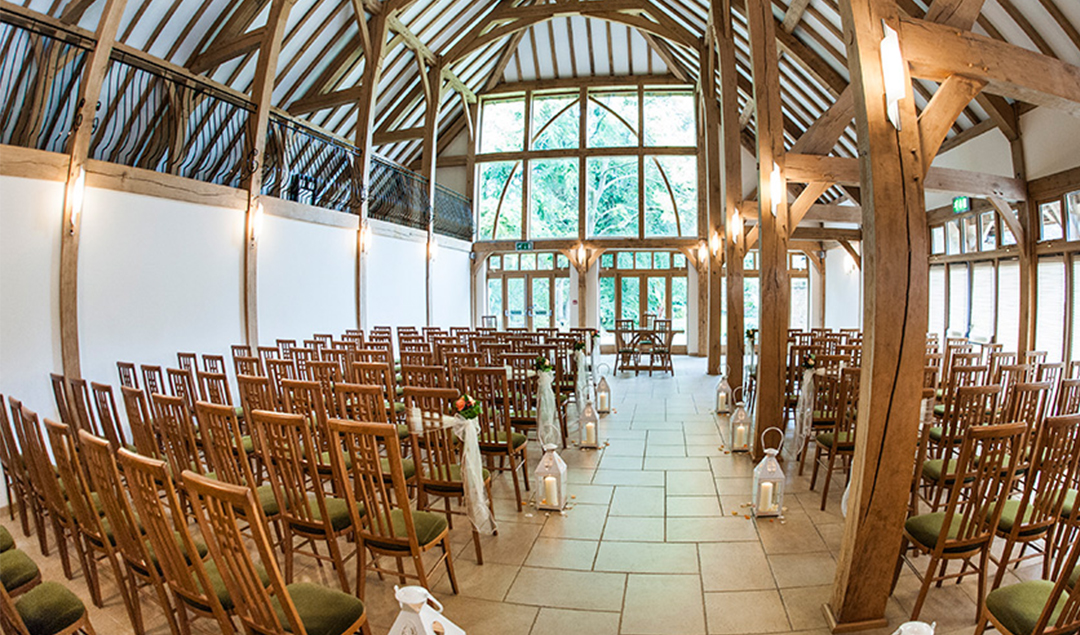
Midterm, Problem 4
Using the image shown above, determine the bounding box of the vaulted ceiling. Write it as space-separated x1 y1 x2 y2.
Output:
23 0 1080 172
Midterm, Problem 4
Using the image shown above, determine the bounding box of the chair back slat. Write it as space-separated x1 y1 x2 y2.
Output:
90 382 127 449
460 367 512 448
117 361 140 389
1055 378 1080 416
249 410 331 532
400 364 449 389
120 386 160 458
151 393 204 477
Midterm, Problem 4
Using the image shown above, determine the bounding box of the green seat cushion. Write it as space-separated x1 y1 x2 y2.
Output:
0 525 13 552
396 424 410 440
395 386 404 397
933 404 946 416
905 512 973 553
193 559 270 612
996 499 1044 537
481 431 528 450
14 581 86 635
145 532 209 570
425 464 491 492
379 458 415 480
1061 489 1076 519
241 435 256 454
365 509 448 551
275 582 366 635
302 496 354 532
256 484 280 517
318 450 354 470
929 427 944 442
1069 563 1078 589
921 458 972 483
815 431 854 449
393 402 406 415
935 388 945 399
986 580 1067 635
0 549 39 591
234 406 245 418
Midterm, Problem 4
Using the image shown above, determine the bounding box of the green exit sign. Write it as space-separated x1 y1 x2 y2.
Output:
515 241 534 251
953 196 970 214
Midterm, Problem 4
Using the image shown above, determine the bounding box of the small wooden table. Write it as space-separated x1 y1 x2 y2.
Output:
612 328 683 375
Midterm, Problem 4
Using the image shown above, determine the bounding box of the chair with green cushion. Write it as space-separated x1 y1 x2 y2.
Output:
406 386 496 565
976 534 1080 635
150 394 207 480
1 396 34 539
894 421 1027 622
87 383 130 452
810 366 861 511
990 414 1080 591
248 409 357 593
914 383 1000 513
330 418 458 599
183 470 371 635
933 362 990 421
1054 379 1080 417
42 419 125 611
797 355 845 476
462 366 530 510
79 432 179 635
1 549 41 596
0 579 97 635
119 448 256 633
0 525 14 553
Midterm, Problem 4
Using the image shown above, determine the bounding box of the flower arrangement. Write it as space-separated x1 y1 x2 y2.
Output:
452 394 482 419
533 356 554 372
801 353 817 370
590 329 600 341
573 341 586 351
745 328 758 343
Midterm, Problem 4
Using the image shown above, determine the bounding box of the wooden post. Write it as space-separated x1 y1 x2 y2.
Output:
1011 134 1035 354
465 100 480 327
826 0 929 629
746 0 790 455
420 59 444 327
715 0 744 388
242 0 293 348
354 12 391 330
701 38 724 376
58 0 128 379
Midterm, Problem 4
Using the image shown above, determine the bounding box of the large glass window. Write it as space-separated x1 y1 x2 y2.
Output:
530 159 578 238
791 278 809 330
478 162 522 239
948 264 969 337
644 91 695 146
644 156 696 237
480 98 525 153
929 265 946 338
970 262 995 341
587 91 638 147
1035 257 1066 362
996 260 1020 352
531 93 579 150
1040 200 1064 241
587 156 639 237
946 220 961 254
1068 191 1080 240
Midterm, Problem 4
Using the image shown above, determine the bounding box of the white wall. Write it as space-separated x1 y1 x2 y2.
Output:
78 188 246 388
1019 108 1080 180
365 221 429 329
258 214 357 342
0 175 64 428
824 246 862 329
430 238 472 328
927 127 1013 210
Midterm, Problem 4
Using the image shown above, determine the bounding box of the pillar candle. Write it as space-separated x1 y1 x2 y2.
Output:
543 475 559 507
585 421 596 445
734 424 747 449
717 393 727 412
597 392 609 412
759 481 775 513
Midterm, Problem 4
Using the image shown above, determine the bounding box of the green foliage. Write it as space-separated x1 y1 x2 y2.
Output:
530 159 578 238
480 99 524 153
478 162 522 239
532 95 579 150
587 156 638 237
644 156 697 237
587 93 638 148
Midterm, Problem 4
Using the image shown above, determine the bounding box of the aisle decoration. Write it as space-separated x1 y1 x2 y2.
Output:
404 395 496 535
794 353 822 454
574 344 589 407
388 585 466 635
596 377 611 414
534 356 560 448
715 373 733 414
579 400 600 449
729 395 752 453
752 427 785 518
535 446 568 511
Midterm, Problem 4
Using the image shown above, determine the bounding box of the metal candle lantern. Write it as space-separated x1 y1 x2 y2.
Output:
595 377 611 413
729 395 752 453
387 585 466 635
579 400 600 449
715 375 733 414
752 427 786 518
535 446 567 511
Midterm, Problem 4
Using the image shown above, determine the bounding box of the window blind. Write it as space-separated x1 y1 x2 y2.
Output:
948 264 970 337
1036 257 1066 362
996 259 1020 352
929 266 946 339
970 262 995 341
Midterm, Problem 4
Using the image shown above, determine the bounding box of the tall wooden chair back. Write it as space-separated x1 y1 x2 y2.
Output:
400 350 434 366
117 361 139 389
89 382 127 450
1026 351 1048 366
265 358 298 401
444 352 484 390
237 374 277 416
940 364 989 419
64 377 99 438
460 367 513 448
177 352 198 375
334 383 388 423
234 355 264 378
141 365 166 398
257 346 280 369
150 393 205 477
989 351 1018 384
403 387 460 490
48 372 73 426
1002 381 1051 439
351 362 397 419
280 379 334 471
291 348 316 378
231 344 252 360
44 419 105 544
120 386 160 459
202 354 226 375
277 339 297 359
1054 378 1080 416
248 410 334 534
196 370 234 405
195 401 258 487
400 364 449 389
166 367 198 413
301 362 340 416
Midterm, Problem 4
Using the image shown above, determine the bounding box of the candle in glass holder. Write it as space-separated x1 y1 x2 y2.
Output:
585 421 596 445
734 424 747 449
758 481 775 513
597 392 609 412
717 392 727 412
544 475 558 506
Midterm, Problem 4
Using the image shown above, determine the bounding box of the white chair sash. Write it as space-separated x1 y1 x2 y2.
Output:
794 368 820 453
407 407 497 535
575 350 589 406
536 370 560 448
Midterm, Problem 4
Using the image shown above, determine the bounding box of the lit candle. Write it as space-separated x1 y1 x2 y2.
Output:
734 424 747 449
544 475 559 507
759 481 775 513
585 336 592 355
717 393 728 412
597 392 609 412
585 421 596 446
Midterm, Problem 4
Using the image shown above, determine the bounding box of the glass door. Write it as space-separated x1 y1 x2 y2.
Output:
506 277 527 328
531 276 552 329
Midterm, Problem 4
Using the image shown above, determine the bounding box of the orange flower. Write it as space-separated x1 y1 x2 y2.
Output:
455 396 467 411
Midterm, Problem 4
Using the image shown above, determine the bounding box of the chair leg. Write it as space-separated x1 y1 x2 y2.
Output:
891 539 908 594
326 533 351 592
356 541 368 599
975 549 990 624
471 529 483 565
395 557 407 586
809 445 824 491
508 455 523 510
442 537 459 594
284 529 294 584
820 451 838 511
798 436 812 475
412 553 430 589
991 537 1015 591
909 555 938 620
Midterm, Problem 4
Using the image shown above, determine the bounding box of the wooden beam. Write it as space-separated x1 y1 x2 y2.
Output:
372 126 425 145
790 87 855 155
826 0 928 628
59 0 128 379
289 85 365 116
837 238 861 268
485 74 686 95
189 28 264 74
421 60 443 327
901 16 1080 115
936 117 996 154
781 0 813 32
918 74 987 173
923 0 988 28
788 181 832 228
988 196 1024 244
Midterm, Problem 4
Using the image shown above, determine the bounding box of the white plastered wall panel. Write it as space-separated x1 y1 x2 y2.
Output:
365 221 428 329
0 175 65 449
927 128 1013 210
258 214 357 342
77 187 245 391
430 238 472 328
824 246 862 329
1019 108 1080 180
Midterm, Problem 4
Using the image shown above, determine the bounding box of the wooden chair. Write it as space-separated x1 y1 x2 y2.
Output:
989 351 1018 385
443 352 484 391
277 339 298 359
613 319 636 373
48 373 74 429
265 358 299 403
234 355 264 378
247 410 357 592
989 414 1080 590
331 382 417 487
140 365 166 399
119 387 160 460
810 366 860 510
934 363 989 419
231 343 252 360
652 319 675 375
504 353 540 439
301 361 341 417
405 387 494 564
0 542 41 597
78 432 179 635
976 534 1080 635
196 370 234 407
203 354 226 375
150 393 206 478
399 364 449 389
65 378 100 438
116 449 237 634
0 395 32 536
89 382 128 451
1055 378 1080 416
43 419 127 611
280 378 337 478
177 352 198 376
237 374 277 417
181 471 371 635
797 358 846 475
352 361 405 424
894 421 1027 621
461 367 529 510
0 578 98 635
166 367 198 414
116 361 139 389
329 418 458 598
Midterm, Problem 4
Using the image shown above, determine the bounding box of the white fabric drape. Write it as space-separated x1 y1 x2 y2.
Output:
536 370 560 448
794 369 819 451
575 350 589 406
407 407 496 534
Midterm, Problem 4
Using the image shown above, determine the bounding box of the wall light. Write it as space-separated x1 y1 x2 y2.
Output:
428 238 438 261
769 162 783 217
880 20 905 130
69 166 85 235
709 231 722 257
250 202 264 245
575 243 587 267
359 223 373 253
697 241 709 264
730 209 743 240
